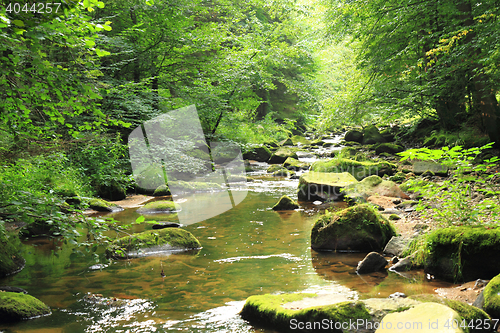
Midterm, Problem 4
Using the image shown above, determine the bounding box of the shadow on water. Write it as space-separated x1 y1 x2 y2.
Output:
0 187 455 333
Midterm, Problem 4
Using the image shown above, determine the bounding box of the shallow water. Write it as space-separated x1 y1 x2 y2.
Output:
0 173 453 333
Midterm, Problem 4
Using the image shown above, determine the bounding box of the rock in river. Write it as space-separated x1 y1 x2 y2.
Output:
0 292 50 322
298 171 358 201
356 252 388 274
272 195 299 211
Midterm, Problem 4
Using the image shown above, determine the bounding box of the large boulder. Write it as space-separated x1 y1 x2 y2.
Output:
272 195 299 211
344 129 363 143
483 274 500 319
153 184 171 196
0 231 24 277
298 172 358 202
311 158 396 181
105 228 201 259
291 135 310 146
363 125 386 144
282 157 309 171
0 292 51 322
374 143 404 155
268 147 299 164
311 204 396 252
422 226 500 281
376 302 463 333
97 180 126 201
343 175 410 201
243 145 273 162
136 200 180 214
89 198 124 212
278 137 294 146
356 252 388 274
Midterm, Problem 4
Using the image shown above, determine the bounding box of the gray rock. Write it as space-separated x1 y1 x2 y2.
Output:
383 236 411 257
0 286 28 294
356 252 388 274
390 253 416 272
473 290 484 309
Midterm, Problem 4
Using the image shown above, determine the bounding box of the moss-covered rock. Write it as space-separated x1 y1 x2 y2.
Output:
298 172 358 202
311 204 396 252
418 227 500 282
343 175 410 201
282 157 309 171
0 292 50 322
278 137 294 146
272 168 295 177
105 228 201 259
240 293 371 333
380 128 395 142
268 147 299 164
291 135 310 146
134 164 165 195
344 129 363 143
374 143 404 155
243 145 273 162
0 230 24 277
388 171 406 183
483 274 500 319
311 158 396 181
97 180 127 201
153 184 171 196
272 195 299 210
89 198 123 212
136 200 179 214
309 139 325 147
363 125 386 144
267 164 284 173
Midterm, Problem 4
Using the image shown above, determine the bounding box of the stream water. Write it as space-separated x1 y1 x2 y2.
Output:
0 136 454 333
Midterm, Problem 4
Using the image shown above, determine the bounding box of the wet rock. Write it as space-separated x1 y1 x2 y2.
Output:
297 172 358 202
0 286 28 294
413 161 448 176
473 290 485 309
388 214 400 220
356 252 388 274
272 167 295 177
0 292 51 322
97 181 127 201
344 129 363 143
311 204 396 252
89 198 124 212
363 125 386 144
136 200 179 214
389 254 416 272
152 222 182 229
343 175 410 201
383 236 411 257
153 184 171 196
374 143 404 155
278 137 294 146
242 145 273 162
389 292 406 299
291 135 310 146
105 228 201 259
483 274 500 318
272 195 299 211
282 157 309 171
311 158 396 181
268 147 299 164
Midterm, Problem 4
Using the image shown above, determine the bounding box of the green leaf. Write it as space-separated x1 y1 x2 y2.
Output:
12 20 24 27
95 48 110 57
135 216 145 224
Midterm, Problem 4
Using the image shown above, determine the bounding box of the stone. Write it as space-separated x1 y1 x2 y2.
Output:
291 135 310 146
272 195 299 211
89 198 124 212
242 145 273 162
105 228 201 259
0 286 28 294
363 125 386 144
343 175 410 201
153 184 171 196
136 200 179 214
311 158 396 181
383 236 411 257
344 129 363 143
97 181 127 201
0 292 51 322
374 143 404 155
413 161 448 176
278 137 294 146
390 254 416 272
473 290 485 309
356 252 388 274
152 222 181 229
311 204 396 252
297 172 358 202
268 147 299 164
482 274 500 318
282 157 309 171
375 302 464 333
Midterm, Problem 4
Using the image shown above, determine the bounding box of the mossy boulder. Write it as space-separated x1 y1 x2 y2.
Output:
282 157 309 171
343 175 410 201
240 293 371 333
291 135 310 146
374 143 404 155
311 158 397 181
309 139 325 147
278 137 294 146
267 164 284 173
388 171 406 183
363 125 386 144
0 292 50 322
0 230 24 277
311 204 396 252
483 274 500 319
272 168 295 177
344 129 363 143
136 200 179 214
268 147 299 164
380 128 395 142
298 172 358 202
272 195 299 210
134 164 165 195
89 198 123 212
105 228 201 259
153 184 171 196
97 180 127 201
419 226 500 282
243 145 273 162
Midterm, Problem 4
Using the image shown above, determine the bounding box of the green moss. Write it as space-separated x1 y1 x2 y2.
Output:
374 143 403 155
311 158 396 180
311 204 396 251
240 293 370 331
136 200 179 214
298 172 358 201
389 214 401 220
153 184 171 196
291 135 310 145
0 292 50 322
389 172 406 183
0 229 24 277
272 195 299 210
243 145 272 162
363 125 386 144
106 228 201 259
89 198 121 212
483 274 500 320
269 147 300 164
267 164 285 173
282 157 309 170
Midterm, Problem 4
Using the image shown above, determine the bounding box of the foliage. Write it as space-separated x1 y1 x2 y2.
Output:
399 143 500 225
